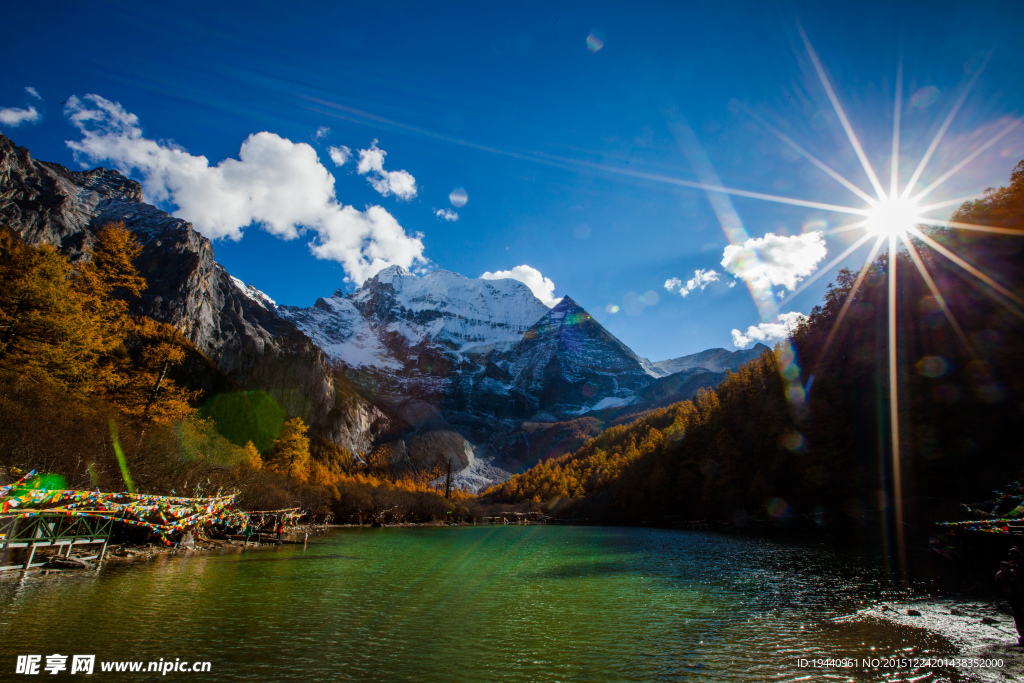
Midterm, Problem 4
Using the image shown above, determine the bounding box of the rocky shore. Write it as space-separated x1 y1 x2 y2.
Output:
845 598 1024 681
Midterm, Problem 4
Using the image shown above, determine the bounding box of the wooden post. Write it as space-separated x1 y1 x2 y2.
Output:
99 539 108 562
23 543 36 571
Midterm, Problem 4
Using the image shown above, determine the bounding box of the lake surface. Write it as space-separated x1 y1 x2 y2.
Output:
0 526 968 681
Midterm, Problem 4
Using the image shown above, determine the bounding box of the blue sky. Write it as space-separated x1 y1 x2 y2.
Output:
3 0 1023 361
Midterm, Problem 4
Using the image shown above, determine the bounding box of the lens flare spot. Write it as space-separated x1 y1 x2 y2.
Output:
781 431 805 452
865 196 919 237
767 497 791 519
605 304 619 314
917 355 949 378
622 292 644 315
449 187 468 208
586 31 604 52
803 218 828 233
918 296 942 314
641 290 660 306
911 86 940 108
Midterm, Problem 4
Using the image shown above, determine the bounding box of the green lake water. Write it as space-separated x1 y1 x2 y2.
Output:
0 526 965 681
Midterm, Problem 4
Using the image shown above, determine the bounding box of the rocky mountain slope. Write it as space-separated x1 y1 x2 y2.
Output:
0 133 391 455
0 134 777 489
470 296 654 418
281 270 769 485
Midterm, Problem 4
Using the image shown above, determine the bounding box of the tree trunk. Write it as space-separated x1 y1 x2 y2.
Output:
444 458 453 499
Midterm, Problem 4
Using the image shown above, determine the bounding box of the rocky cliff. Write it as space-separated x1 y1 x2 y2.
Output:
0 133 391 456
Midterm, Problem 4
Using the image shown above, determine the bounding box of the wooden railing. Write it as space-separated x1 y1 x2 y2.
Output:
0 513 113 572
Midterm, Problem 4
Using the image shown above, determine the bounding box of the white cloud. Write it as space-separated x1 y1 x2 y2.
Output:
731 311 807 348
480 264 559 307
368 169 417 200
721 232 826 292
357 142 385 174
356 140 418 200
63 94 426 284
25 87 41 100
0 105 40 127
665 268 720 297
313 125 330 142
328 145 350 167
435 209 459 221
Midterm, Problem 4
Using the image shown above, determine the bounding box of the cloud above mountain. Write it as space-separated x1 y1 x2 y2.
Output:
731 311 807 348
721 232 826 292
480 264 559 307
357 140 418 200
63 93 426 284
0 87 42 128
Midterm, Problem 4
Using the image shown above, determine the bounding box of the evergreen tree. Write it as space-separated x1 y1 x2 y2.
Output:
105 317 198 425
241 441 263 470
267 417 311 483
0 228 103 393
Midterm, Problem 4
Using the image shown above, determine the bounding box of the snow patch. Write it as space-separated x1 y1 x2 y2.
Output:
230 275 276 309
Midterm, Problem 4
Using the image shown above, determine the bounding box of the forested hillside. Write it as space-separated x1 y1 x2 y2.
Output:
484 160 1024 532
0 224 469 522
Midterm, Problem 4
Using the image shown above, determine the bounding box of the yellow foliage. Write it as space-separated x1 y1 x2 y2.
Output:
0 228 105 393
241 441 263 470
176 415 247 467
266 417 311 483
482 400 698 504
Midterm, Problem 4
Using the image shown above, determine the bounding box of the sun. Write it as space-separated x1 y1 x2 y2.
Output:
865 196 921 237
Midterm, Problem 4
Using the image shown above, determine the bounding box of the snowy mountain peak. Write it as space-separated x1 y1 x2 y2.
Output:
229 275 277 310
537 295 587 326
280 268 551 371
554 294 579 309
369 265 410 287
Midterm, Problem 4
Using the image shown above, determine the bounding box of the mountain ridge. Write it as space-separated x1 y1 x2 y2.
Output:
0 133 781 490
0 133 392 456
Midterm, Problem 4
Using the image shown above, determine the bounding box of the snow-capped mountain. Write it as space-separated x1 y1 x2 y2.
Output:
278 267 778 487
470 296 654 418
279 266 550 373
0 132 782 492
230 276 277 310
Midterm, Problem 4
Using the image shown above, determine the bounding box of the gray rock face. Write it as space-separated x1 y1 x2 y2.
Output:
409 430 475 470
0 134 391 456
469 296 655 418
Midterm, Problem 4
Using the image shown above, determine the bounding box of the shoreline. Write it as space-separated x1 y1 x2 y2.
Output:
842 598 1024 681
0 524 330 581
